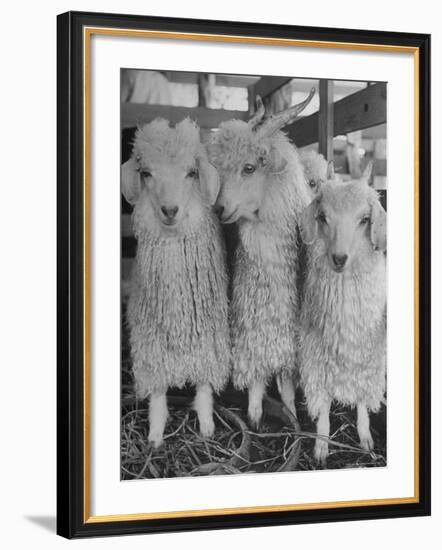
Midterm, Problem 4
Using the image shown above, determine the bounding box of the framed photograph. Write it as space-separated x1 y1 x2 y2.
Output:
57 10 431 539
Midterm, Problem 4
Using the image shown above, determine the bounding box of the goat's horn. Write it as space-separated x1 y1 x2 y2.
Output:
257 87 315 136
361 160 373 185
248 95 265 129
327 160 335 180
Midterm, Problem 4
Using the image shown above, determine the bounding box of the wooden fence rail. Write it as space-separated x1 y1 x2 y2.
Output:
122 103 248 129
287 82 386 148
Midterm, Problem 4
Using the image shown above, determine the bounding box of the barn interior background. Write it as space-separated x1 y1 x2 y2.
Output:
120 69 387 480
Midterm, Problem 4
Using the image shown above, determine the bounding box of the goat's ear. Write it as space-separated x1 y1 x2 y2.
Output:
370 200 387 251
197 149 220 206
121 157 141 205
300 198 319 245
361 160 373 186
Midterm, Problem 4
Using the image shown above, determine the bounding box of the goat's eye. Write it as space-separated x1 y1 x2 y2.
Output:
140 169 152 179
308 179 317 189
360 216 370 226
243 163 256 175
317 212 327 224
187 168 199 179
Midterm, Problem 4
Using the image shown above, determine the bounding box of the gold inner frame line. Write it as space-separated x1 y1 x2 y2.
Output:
82 26 420 524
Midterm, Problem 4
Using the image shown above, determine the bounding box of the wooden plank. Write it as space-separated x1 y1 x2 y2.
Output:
165 71 259 88
121 103 248 129
318 80 334 160
254 76 292 100
286 112 318 148
334 83 386 136
287 83 387 148
215 75 259 88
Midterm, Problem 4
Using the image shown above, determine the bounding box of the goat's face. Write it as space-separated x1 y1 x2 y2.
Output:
135 153 199 227
211 131 270 224
208 89 316 225
300 166 386 273
300 150 329 196
121 119 219 230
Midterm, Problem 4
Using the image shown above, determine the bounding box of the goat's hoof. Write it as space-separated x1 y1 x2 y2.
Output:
199 417 215 438
249 419 262 431
248 407 263 431
360 433 374 452
314 440 329 466
148 432 164 449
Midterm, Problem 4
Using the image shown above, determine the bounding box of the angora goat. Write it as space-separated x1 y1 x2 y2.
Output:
299 150 329 194
122 118 231 447
299 163 387 464
208 90 314 427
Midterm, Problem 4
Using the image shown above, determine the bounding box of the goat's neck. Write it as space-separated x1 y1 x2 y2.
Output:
238 218 298 270
237 171 306 267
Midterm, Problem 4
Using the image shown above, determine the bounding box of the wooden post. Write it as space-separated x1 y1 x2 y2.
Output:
248 84 256 117
318 79 334 161
198 73 208 108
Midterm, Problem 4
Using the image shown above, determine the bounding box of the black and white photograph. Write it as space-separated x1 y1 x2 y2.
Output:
54 9 431 539
120 69 388 480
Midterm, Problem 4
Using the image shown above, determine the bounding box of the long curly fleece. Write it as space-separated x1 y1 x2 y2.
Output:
209 124 312 389
299 183 386 417
127 120 231 397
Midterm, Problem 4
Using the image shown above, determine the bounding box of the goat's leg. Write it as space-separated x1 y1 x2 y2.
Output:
194 383 215 438
314 399 331 465
248 380 265 429
277 373 297 419
357 403 374 451
148 391 168 448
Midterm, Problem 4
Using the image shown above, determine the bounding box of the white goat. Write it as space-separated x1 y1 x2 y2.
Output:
299 163 386 464
208 91 314 427
299 150 329 194
122 118 231 447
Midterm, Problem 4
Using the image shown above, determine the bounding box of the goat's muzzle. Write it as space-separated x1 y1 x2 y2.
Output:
332 253 348 272
160 205 179 226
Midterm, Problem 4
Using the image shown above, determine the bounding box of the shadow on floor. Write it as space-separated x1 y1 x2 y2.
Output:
25 515 56 533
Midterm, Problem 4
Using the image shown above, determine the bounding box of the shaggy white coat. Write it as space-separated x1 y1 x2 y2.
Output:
299 181 386 419
126 120 231 398
209 128 311 390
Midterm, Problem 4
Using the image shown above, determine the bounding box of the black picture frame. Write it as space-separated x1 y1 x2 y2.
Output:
57 10 431 539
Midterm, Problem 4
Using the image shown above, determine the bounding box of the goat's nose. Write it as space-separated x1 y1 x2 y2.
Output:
214 204 224 218
161 206 179 219
332 253 348 269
